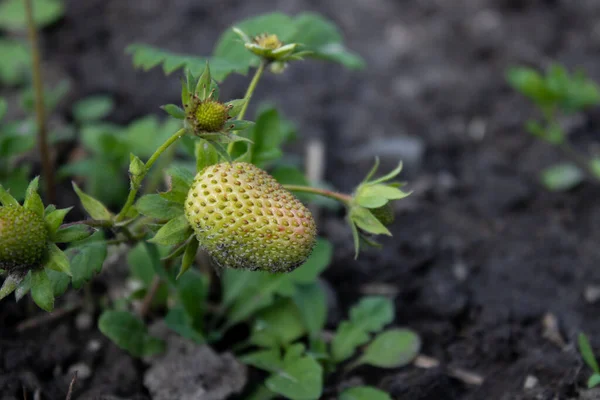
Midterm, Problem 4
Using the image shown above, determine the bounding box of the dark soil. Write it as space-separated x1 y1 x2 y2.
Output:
3 0 600 399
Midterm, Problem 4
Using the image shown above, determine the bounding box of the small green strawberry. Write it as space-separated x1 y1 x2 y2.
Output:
369 204 395 226
0 205 48 274
184 162 316 272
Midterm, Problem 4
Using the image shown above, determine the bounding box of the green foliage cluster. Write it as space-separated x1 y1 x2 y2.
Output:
0 10 419 399
507 64 600 191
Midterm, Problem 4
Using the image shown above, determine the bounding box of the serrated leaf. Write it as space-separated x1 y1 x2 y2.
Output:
148 215 192 246
99 310 165 357
161 104 185 119
340 386 392 400
53 224 96 243
355 328 420 369
331 296 395 363
67 232 107 289
30 269 54 311
46 243 72 276
541 163 584 192
195 139 220 171
579 333 600 374
73 96 114 122
136 194 184 219
265 346 323 400
72 182 112 220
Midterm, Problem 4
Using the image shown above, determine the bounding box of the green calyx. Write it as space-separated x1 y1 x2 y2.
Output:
184 162 317 273
0 205 48 274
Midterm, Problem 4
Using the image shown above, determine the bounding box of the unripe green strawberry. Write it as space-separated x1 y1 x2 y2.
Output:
194 100 229 132
185 162 316 272
0 205 48 274
369 203 394 226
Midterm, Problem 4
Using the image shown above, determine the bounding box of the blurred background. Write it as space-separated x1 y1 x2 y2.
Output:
3 0 600 399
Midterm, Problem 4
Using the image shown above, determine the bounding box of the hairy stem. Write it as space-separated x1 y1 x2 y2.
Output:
24 0 55 203
283 184 353 206
116 128 186 221
227 60 267 154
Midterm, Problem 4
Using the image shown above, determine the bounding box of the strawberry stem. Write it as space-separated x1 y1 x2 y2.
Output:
116 127 187 221
283 185 353 206
227 60 267 154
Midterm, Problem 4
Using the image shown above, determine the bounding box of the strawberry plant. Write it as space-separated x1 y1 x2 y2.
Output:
507 64 600 191
1 9 420 399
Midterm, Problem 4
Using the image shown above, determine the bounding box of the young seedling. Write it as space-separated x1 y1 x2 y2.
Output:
578 333 600 389
507 64 600 191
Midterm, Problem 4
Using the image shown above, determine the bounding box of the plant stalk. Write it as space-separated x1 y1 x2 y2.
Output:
283 184 353 206
227 60 267 154
24 0 55 203
116 128 186 221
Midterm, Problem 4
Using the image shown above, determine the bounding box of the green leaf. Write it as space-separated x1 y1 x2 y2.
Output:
331 296 395 363
0 39 30 85
30 269 54 311
350 206 392 236
356 184 410 209
355 328 420 368
46 243 72 276
0 184 19 206
148 215 192 246
72 96 114 122
98 310 165 357
176 269 207 329
225 99 246 118
506 66 554 107
0 0 63 30
265 344 323 400
292 13 365 70
160 104 185 120
0 274 22 300
23 177 44 216
240 348 283 373
250 299 307 348
136 194 183 219
541 163 584 192
126 44 243 82
177 238 199 279
292 282 327 338
0 98 7 120
195 139 220 171
45 207 72 235
72 182 112 220
53 224 96 243
46 269 70 297
588 373 600 389
67 232 107 289
195 62 212 99
579 333 600 374
340 386 392 400
164 307 205 343
224 238 332 325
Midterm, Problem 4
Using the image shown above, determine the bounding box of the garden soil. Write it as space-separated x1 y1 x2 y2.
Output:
3 0 600 399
